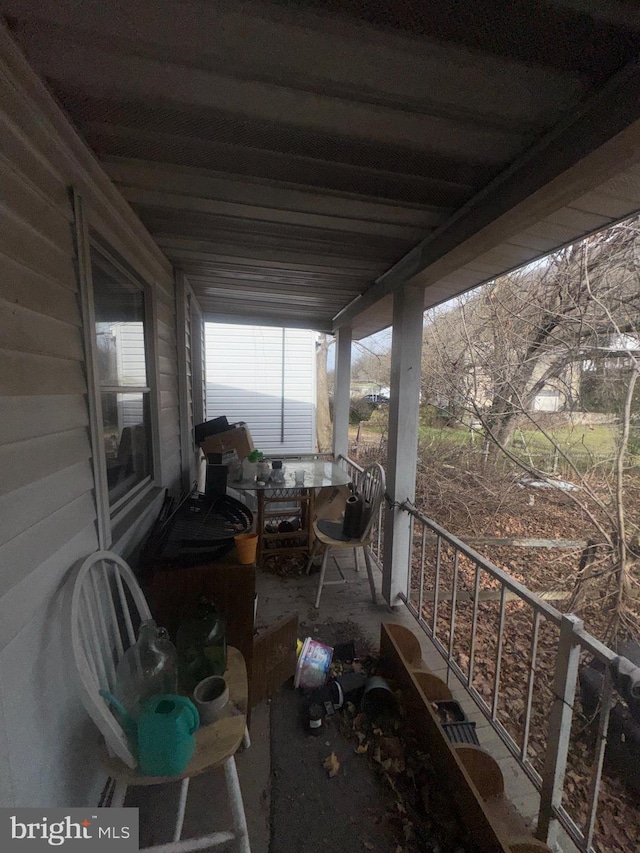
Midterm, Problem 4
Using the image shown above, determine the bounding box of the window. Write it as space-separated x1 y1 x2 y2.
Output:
91 245 153 511
74 190 160 548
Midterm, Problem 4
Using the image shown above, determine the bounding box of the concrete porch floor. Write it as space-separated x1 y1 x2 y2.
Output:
133 552 574 853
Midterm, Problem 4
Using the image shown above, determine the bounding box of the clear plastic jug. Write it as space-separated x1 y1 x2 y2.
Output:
115 620 178 719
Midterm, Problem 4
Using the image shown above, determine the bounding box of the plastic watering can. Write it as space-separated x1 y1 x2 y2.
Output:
101 690 199 776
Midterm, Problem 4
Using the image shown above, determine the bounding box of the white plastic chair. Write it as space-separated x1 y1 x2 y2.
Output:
70 550 251 853
306 463 386 609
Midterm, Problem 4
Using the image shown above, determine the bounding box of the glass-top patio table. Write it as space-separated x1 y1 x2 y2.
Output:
231 458 351 566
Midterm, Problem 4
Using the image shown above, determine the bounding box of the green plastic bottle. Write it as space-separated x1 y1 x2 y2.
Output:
176 596 227 695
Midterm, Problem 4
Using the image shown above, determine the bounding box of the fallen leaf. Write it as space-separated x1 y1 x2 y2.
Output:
379 736 405 761
363 843 374 850
355 743 369 754
323 751 340 777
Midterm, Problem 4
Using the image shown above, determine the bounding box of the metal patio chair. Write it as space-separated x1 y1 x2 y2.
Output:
306 462 386 609
69 550 251 853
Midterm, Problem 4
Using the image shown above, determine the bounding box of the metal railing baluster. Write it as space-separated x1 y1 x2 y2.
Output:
491 584 507 720
418 524 426 622
584 667 614 850
408 513 415 603
448 550 460 676
468 563 481 686
521 610 540 761
433 535 441 639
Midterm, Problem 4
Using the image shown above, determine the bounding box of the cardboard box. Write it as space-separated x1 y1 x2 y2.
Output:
199 422 254 460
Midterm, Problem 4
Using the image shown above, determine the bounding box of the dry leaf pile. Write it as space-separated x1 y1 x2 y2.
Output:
326 685 482 853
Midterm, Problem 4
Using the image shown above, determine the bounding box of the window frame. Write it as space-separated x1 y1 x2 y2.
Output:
74 191 162 548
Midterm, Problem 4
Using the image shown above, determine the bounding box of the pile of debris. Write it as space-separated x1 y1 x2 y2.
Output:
295 641 483 853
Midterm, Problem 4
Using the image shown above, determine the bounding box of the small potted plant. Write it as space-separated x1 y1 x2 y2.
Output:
242 448 265 481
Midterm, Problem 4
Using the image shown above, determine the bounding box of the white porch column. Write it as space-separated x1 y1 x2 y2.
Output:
332 325 352 460
382 285 424 606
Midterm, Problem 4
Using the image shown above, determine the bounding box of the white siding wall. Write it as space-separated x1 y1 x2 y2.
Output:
0 28 181 807
205 323 316 454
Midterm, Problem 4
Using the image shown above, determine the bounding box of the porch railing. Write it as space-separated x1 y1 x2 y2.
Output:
397 500 636 853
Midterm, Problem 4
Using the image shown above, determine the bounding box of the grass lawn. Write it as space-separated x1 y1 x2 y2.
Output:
353 411 621 459
418 424 479 445
516 424 617 455
415 422 618 456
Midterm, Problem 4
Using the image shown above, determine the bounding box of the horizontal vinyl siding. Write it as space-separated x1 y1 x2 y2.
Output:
0 28 180 810
0 83 102 808
205 323 316 454
0 251 80 324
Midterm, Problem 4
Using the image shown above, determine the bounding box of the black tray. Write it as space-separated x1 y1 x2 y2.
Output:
154 494 253 567
441 720 480 746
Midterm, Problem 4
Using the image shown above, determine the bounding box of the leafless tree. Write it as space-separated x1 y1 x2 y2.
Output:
351 338 392 387
422 217 640 641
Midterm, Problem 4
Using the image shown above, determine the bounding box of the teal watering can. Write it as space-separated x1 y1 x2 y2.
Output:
101 690 199 776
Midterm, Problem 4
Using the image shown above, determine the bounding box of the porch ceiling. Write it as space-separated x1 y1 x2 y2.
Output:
5 0 640 337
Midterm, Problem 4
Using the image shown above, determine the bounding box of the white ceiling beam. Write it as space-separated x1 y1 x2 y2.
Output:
119 189 434 242
4 0 582 128
105 158 445 228
15 36 524 162
167 249 381 277
157 237 388 272
201 311 333 333
94 130 479 201
185 274 360 295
